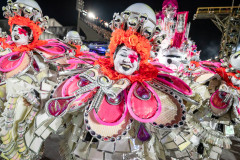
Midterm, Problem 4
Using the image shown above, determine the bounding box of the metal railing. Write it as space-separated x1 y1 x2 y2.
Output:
196 6 240 15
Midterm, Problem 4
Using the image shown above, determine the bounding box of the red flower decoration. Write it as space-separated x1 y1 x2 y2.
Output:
129 35 139 46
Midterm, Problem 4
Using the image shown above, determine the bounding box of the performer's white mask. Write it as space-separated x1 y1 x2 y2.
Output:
114 46 140 75
12 25 32 46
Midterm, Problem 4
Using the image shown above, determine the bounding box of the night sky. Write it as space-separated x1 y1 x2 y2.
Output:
0 0 238 59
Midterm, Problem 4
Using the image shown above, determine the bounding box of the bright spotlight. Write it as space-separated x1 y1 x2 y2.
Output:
88 12 96 19
104 22 109 27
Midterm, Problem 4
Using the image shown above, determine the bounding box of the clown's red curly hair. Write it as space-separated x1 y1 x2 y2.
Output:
95 29 158 83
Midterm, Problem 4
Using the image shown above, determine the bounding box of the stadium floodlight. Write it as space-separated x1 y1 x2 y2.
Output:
104 22 109 27
76 0 84 11
76 0 84 33
88 12 96 19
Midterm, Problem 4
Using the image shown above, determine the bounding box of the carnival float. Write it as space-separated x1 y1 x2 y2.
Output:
0 0 239 160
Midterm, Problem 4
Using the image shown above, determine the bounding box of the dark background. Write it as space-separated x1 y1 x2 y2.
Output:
0 0 239 59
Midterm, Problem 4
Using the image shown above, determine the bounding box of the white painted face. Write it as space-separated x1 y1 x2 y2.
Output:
114 46 140 75
230 51 240 70
157 47 185 68
11 25 32 46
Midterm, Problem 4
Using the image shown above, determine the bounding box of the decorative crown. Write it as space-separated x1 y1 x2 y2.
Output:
2 0 49 30
108 9 166 54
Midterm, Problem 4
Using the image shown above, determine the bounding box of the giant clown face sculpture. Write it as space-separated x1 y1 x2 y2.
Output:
11 25 32 46
157 47 186 69
229 51 240 86
114 45 140 75
230 51 240 70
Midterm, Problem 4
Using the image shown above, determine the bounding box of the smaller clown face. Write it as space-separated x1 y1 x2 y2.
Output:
11 25 32 46
114 46 140 75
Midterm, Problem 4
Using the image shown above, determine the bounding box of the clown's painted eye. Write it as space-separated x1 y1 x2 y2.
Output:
120 54 127 57
234 54 240 59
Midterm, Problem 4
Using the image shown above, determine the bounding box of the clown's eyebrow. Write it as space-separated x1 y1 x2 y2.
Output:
122 48 128 51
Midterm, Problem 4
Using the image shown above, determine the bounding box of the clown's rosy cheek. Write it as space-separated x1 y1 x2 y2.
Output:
18 28 27 36
128 54 138 63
